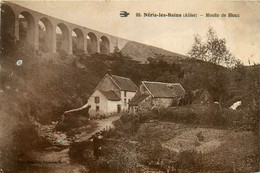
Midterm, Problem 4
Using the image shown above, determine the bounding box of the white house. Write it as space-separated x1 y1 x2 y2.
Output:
129 81 186 114
87 74 138 116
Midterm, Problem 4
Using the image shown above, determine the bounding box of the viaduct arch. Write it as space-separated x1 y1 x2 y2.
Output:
38 17 53 52
1 2 129 55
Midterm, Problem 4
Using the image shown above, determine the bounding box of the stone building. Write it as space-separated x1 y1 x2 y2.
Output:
87 74 138 116
129 81 186 114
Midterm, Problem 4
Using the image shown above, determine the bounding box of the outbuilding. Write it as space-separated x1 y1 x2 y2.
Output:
129 81 186 114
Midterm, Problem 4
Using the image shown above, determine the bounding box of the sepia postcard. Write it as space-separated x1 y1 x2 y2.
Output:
0 0 259 172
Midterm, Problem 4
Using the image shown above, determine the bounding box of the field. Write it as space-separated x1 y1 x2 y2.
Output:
68 108 258 172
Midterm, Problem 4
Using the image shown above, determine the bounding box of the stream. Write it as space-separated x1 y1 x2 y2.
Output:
20 115 120 173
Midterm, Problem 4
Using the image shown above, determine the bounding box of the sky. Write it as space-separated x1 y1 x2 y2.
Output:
11 0 260 65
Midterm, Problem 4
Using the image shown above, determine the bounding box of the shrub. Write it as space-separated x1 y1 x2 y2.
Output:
222 108 259 131
175 150 204 172
196 131 205 142
208 106 227 127
117 113 147 134
156 107 198 124
70 139 140 173
69 141 93 165
96 142 139 173
10 118 53 172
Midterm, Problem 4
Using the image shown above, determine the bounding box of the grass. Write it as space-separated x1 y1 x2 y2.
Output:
203 130 259 172
84 107 259 172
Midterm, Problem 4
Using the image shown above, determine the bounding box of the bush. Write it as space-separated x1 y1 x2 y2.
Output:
119 105 229 129
69 141 93 165
196 131 205 142
11 119 53 172
222 108 259 131
69 139 139 173
116 113 147 134
119 104 259 131
138 143 175 172
175 150 204 172
154 107 198 124
151 104 231 128
96 142 139 173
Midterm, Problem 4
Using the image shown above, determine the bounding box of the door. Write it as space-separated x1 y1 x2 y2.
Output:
117 104 121 113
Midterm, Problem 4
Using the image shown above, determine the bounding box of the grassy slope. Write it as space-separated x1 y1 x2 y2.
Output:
139 121 259 172
95 109 258 172
120 41 188 63
1 45 110 122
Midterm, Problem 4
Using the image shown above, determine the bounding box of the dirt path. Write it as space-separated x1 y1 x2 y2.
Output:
75 115 120 142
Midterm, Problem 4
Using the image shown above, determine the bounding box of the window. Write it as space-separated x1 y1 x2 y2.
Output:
96 106 100 112
124 99 127 106
95 97 100 103
124 91 127 97
128 99 130 103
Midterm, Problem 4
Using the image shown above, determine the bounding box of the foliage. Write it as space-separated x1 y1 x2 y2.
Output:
124 103 258 132
113 46 120 53
175 150 204 172
111 54 183 85
222 108 259 132
154 107 197 124
196 131 205 142
183 57 230 104
69 139 140 173
1 42 106 123
115 113 149 135
96 142 140 173
232 64 259 110
188 27 240 68
69 141 94 165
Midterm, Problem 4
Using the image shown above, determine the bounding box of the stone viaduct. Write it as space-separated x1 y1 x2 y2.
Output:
1 2 129 55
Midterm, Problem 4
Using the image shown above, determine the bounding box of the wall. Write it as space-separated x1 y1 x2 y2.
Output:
131 96 174 114
88 90 125 117
97 75 120 96
133 95 153 114
120 91 136 111
152 98 174 109
107 100 122 115
88 90 108 117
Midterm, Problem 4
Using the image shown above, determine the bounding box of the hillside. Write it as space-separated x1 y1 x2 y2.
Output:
0 39 259 172
120 41 188 63
1 43 258 125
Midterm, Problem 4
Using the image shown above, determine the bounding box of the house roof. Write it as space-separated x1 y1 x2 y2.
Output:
142 81 185 98
129 94 150 106
111 75 138 92
100 90 121 101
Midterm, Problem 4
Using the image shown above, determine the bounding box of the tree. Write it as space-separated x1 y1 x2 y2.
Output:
188 27 239 68
186 27 243 107
113 46 122 58
188 34 207 61
113 46 120 54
